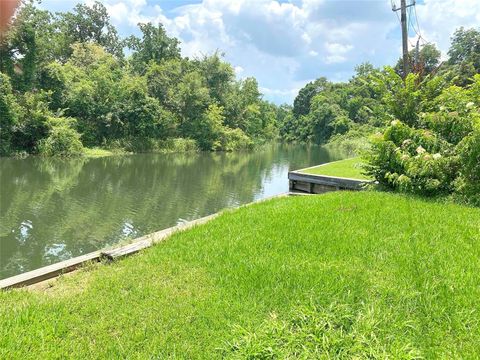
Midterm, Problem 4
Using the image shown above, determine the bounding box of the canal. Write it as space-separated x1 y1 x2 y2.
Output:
0 144 350 279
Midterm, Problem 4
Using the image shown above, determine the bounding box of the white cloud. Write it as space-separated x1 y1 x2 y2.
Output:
40 0 480 104
234 66 244 75
325 55 347 64
325 43 353 55
105 2 129 24
413 0 480 53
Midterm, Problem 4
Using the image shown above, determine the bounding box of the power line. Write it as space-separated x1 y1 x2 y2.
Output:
391 0 401 23
407 4 416 47
412 2 429 44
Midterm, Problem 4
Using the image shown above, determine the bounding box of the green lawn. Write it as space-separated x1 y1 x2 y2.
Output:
1 192 480 358
300 157 371 180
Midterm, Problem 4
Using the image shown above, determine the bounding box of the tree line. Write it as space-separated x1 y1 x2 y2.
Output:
0 1 278 157
280 30 480 147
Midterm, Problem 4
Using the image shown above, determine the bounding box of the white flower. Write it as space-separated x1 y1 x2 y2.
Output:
439 106 445 111
402 139 412 147
466 102 475 109
433 153 442 160
416 146 426 154
391 120 400 126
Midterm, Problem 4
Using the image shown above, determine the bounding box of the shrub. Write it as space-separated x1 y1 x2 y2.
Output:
365 120 458 195
326 124 374 154
0 73 21 156
454 122 480 206
38 117 84 157
157 138 198 153
218 128 253 151
365 73 480 205
12 91 51 153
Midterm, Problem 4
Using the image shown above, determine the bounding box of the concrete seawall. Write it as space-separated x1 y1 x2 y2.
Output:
288 170 371 194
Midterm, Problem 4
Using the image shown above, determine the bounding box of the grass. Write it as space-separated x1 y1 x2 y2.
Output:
1 192 480 358
83 138 199 158
300 157 371 180
83 147 127 158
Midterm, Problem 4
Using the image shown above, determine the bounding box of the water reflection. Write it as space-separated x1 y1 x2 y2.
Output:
0 144 349 279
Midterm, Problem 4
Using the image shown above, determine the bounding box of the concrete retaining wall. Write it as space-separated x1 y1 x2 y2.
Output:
288 171 371 194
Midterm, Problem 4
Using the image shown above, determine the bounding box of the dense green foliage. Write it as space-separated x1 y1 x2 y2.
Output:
2 192 480 358
0 73 20 155
364 73 480 205
280 62 390 146
282 28 480 204
281 28 480 150
0 1 278 156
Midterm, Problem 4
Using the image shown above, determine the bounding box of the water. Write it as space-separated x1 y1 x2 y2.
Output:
0 144 349 279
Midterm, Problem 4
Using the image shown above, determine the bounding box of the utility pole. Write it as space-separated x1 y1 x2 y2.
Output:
392 0 415 78
400 0 409 76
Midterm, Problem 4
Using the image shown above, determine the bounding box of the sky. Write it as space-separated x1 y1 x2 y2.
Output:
37 0 480 104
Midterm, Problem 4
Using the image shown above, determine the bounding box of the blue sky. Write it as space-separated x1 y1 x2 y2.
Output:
38 0 480 104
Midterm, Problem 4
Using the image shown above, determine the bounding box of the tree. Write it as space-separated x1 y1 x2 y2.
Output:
176 70 211 140
127 23 181 74
0 1 282 156
442 28 480 86
55 1 123 61
60 43 123 144
308 95 348 144
0 2 55 91
292 77 329 118
394 43 441 78
0 73 21 155
418 43 441 75
194 52 235 105
448 27 480 69
146 59 184 112
354 62 375 78
116 75 174 140
196 104 225 150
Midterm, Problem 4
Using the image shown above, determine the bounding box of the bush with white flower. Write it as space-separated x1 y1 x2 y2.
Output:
364 75 480 204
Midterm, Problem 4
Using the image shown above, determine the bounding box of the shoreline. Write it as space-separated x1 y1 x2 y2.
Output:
0 193 290 291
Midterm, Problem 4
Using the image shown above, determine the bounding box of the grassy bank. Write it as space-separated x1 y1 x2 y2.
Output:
301 157 371 180
1 192 480 358
83 147 127 157
82 138 199 158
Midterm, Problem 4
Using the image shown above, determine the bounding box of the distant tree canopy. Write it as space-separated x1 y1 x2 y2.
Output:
394 43 441 78
0 1 278 156
282 28 480 147
126 23 181 74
